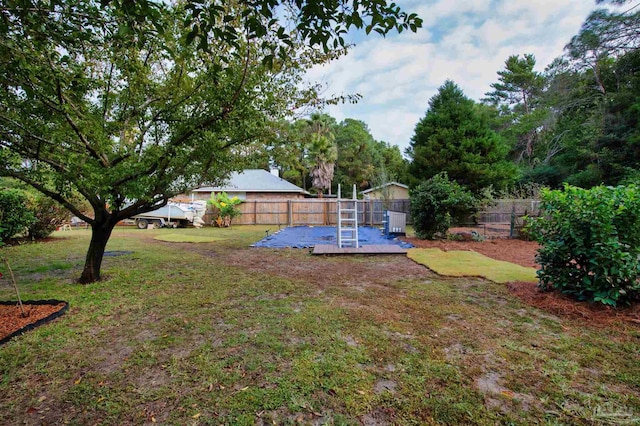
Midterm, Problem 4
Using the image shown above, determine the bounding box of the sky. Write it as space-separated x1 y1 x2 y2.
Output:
304 0 601 155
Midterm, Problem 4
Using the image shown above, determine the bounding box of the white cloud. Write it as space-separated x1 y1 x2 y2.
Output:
304 0 598 154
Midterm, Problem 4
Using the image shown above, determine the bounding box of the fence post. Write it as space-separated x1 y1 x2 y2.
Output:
369 198 374 226
509 206 515 239
288 200 292 226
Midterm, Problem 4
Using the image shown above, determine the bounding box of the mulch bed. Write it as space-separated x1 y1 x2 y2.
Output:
507 282 640 327
402 235 640 327
0 300 69 344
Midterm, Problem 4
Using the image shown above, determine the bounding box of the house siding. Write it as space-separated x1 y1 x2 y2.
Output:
364 185 409 200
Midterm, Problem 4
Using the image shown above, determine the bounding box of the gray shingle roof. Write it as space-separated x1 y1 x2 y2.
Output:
360 182 409 194
193 169 307 194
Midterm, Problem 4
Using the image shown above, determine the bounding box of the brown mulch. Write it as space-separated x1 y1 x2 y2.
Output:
0 302 67 343
507 281 640 328
401 235 540 268
402 235 640 327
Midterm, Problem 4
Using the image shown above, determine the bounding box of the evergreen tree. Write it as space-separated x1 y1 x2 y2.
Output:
521 5 640 188
484 54 548 163
407 81 517 193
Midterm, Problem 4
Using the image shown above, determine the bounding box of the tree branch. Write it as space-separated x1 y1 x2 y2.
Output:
168 49 252 150
102 62 115 121
115 195 171 221
54 79 111 167
0 170 94 224
0 116 80 170
111 53 252 190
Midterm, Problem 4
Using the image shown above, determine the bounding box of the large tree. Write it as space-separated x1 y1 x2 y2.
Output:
332 118 379 191
407 81 517 194
483 54 548 164
0 0 421 283
520 3 640 188
332 119 409 192
307 113 337 195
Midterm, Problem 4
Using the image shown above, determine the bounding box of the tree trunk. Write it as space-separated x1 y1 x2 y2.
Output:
78 219 117 284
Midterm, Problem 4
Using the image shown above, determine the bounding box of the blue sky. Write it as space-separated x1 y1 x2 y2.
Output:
305 0 602 155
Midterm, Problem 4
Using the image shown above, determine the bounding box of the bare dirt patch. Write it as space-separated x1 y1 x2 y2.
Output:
170 235 640 329
221 248 429 291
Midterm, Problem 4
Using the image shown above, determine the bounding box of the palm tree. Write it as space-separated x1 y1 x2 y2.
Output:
307 113 337 197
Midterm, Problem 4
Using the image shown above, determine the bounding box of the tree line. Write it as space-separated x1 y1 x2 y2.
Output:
241 113 409 196
408 3 640 193
246 2 639 199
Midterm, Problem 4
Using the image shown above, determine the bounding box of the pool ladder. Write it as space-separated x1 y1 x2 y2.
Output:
337 184 359 248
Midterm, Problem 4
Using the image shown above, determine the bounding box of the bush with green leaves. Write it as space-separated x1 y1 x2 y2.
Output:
208 192 242 227
0 189 35 243
527 184 640 306
25 192 71 239
410 173 477 240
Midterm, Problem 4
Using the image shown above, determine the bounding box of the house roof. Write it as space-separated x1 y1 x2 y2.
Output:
360 182 409 195
193 169 308 194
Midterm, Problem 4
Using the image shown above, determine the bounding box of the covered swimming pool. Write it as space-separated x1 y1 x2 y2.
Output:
252 226 413 249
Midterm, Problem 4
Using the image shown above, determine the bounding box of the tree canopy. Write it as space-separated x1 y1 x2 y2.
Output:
485 4 640 188
0 0 421 283
332 119 408 193
103 0 423 61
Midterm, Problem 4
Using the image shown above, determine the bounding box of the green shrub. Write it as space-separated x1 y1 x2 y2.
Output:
527 184 640 306
410 173 477 240
26 192 70 239
0 189 35 243
208 192 242 227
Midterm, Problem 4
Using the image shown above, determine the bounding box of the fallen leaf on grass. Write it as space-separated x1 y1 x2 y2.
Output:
74 378 82 385
192 413 201 419
501 390 515 398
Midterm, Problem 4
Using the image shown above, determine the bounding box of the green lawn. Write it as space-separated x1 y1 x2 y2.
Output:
0 226 638 425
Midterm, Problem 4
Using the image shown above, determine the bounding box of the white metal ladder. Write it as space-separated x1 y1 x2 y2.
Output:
337 184 359 248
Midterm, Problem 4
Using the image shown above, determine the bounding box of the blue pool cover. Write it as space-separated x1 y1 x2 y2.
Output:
252 226 413 249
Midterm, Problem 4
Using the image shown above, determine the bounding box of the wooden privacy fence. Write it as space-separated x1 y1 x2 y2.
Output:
204 198 540 229
212 199 412 226
458 198 541 238
474 199 541 223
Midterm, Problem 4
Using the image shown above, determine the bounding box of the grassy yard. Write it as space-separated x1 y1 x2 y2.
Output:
0 226 639 425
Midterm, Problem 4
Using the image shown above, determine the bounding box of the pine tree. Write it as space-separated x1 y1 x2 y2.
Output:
407 80 517 193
